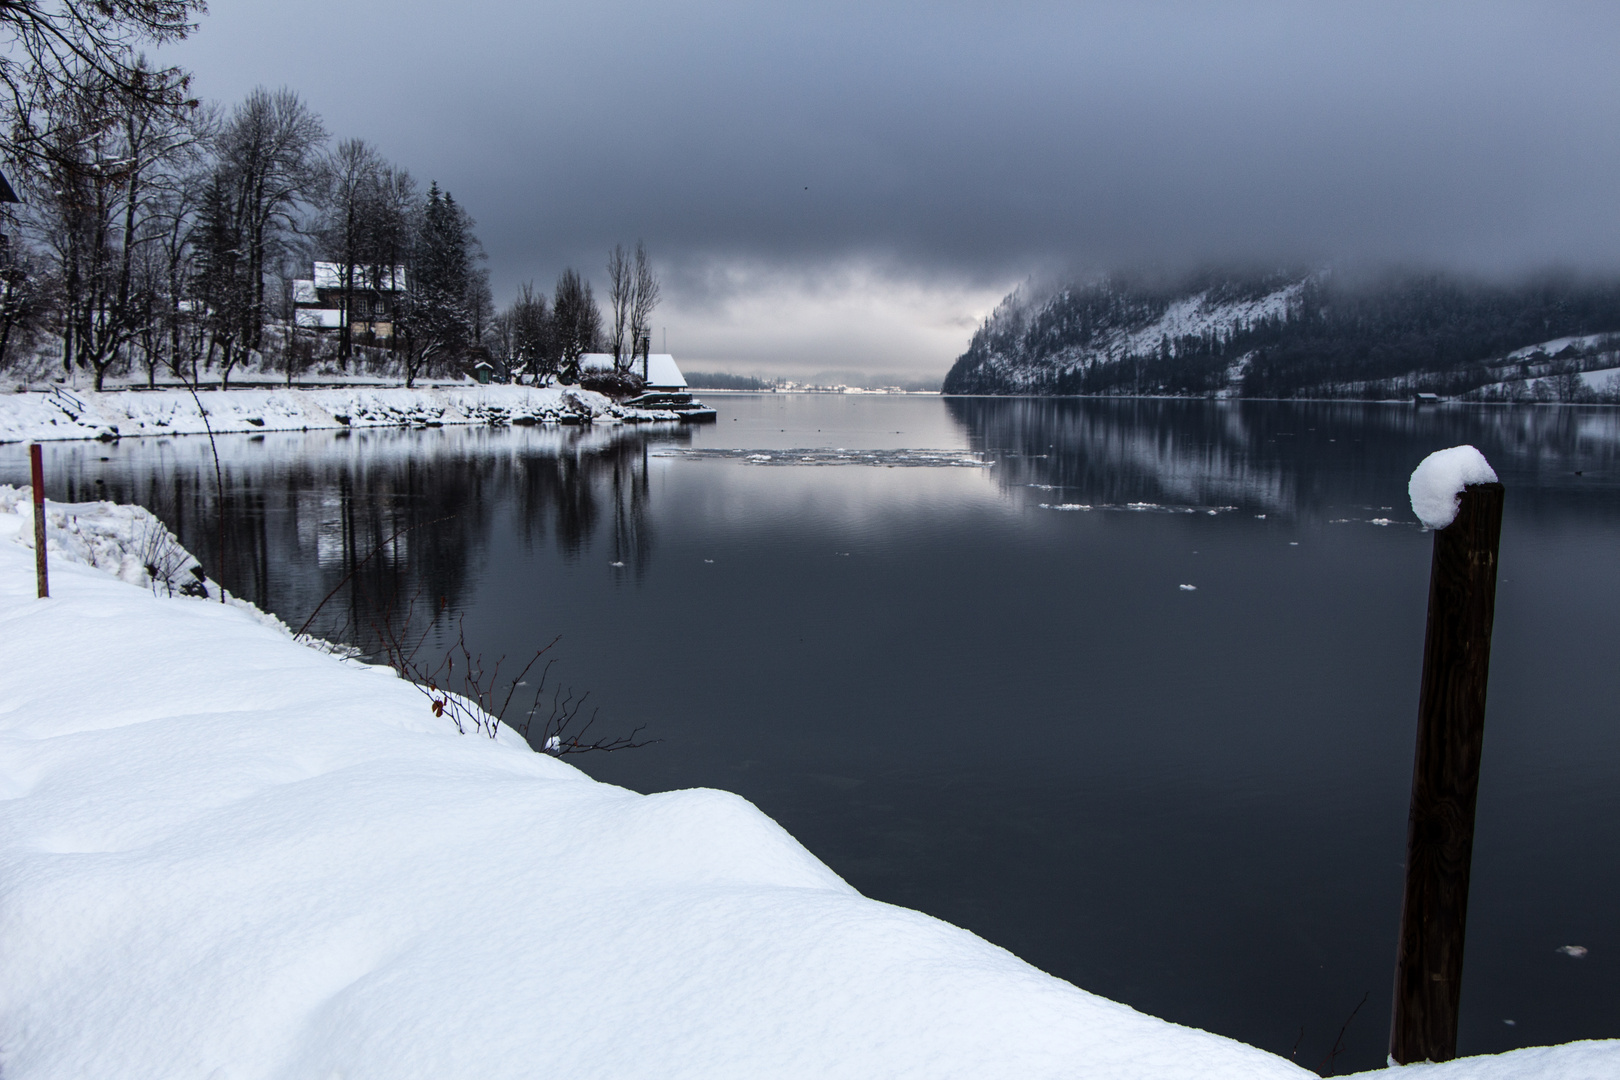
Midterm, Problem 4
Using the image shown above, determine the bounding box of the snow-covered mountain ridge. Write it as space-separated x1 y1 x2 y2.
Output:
952 274 1307 394
944 270 1620 400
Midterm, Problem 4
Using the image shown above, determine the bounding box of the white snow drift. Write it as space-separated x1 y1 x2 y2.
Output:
1 491 1612 1079
1409 445 1499 529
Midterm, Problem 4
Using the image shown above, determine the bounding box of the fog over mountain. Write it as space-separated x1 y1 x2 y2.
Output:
165 2 1620 380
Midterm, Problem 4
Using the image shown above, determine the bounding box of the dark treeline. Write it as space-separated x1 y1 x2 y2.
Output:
0 2 655 392
683 371 776 390
944 269 1620 401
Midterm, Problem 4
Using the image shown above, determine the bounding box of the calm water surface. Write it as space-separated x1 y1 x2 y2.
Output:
5 395 1617 1073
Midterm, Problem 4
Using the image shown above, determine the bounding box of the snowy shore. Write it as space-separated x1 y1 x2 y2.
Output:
0 491 1614 1078
0 383 681 444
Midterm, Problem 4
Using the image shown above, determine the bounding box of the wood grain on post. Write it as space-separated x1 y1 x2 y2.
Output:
1390 481 1504 1064
30 442 48 599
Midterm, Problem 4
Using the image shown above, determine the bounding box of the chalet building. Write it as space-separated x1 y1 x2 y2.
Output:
293 262 407 345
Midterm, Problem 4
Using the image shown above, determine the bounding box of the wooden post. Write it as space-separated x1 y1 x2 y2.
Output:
1390 481 1504 1064
29 442 48 598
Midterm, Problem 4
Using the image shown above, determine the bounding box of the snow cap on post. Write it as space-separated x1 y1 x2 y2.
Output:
1409 446 1498 530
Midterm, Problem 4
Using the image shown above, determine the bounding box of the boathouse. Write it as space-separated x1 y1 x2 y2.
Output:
580 353 688 391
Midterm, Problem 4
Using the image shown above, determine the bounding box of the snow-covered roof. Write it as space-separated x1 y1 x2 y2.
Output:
312 262 407 292
292 280 317 305
579 352 687 389
295 308 344 330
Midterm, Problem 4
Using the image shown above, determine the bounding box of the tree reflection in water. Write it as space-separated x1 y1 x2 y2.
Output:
34 424 684 653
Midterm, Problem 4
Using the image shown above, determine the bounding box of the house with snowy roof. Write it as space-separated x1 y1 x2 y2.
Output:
293 261 407 345
579 352 687 391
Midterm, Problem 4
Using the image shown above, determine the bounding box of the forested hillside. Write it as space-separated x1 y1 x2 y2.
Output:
943 270 1620 401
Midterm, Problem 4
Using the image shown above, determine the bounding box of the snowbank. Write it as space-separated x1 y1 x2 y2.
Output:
2 493 1613 1078
1344 1042 1619 1080
0 384 681 444
1409 445 1498 529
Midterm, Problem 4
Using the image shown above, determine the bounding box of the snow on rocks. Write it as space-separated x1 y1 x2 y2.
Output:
1409 445 1499 530
0 384 671 445
1 495 1613 1079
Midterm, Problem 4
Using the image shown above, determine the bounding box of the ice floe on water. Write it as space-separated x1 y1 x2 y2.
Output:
1328 516 1415 527
1038 501 1240 515
655 447 991 467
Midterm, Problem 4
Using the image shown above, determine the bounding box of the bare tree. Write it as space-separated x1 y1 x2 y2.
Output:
1 0 203 180
192 158 270 387
488 307 514 379
213 87 324 358
313 137 383 367
0 231 46 368
144 107 212 385
627 240 660 375
605 242 630 370
356 163 417 370
32 65 195 389
504 280 550 382
467 262 493 351
551 267 600 384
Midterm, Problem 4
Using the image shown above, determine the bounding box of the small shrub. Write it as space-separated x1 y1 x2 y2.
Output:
578 368 646 399
135 516 192 598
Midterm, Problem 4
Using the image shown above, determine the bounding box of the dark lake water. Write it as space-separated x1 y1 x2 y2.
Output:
5 395 1618 1073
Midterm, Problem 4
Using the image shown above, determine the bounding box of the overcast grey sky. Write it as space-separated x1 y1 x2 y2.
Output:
163 1 1620 379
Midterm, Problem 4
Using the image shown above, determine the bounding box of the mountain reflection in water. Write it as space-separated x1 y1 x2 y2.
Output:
951 396 1620 518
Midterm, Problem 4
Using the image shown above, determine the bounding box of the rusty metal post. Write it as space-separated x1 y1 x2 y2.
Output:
29 442 47 598
1390 481 1505 1064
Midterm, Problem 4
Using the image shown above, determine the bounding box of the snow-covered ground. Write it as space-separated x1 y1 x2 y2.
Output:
0 384 681 444
1 491 1614 1078
1503 333 1620 361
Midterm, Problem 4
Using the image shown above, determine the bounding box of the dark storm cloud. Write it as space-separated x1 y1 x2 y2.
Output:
164 1 1620 369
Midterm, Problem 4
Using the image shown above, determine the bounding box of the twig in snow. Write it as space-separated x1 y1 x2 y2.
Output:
1316 991 1369 1077
176 362 226 602
368 603 653 754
